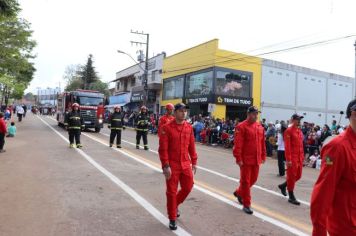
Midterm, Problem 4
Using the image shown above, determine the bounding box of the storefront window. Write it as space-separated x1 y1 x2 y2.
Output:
163 77 184 100
185 71 213 97
215 70 251 97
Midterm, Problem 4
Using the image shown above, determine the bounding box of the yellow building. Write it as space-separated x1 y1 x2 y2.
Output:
161 39 262 121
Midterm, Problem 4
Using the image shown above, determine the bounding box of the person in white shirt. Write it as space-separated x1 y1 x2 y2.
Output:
16 105 24 122
277 121 287 176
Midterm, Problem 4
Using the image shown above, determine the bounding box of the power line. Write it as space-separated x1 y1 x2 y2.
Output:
163 34 356 74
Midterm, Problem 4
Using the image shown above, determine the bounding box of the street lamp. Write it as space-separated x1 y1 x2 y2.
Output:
117 50 148 106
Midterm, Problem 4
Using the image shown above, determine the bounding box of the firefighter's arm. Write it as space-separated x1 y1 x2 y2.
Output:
310 144 344 236
233 125 244 164
188 127 198 166
284 129 292 163
261 128 267 162
158 126 169 168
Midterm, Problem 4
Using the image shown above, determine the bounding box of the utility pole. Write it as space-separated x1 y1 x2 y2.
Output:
130 30 149 106
354 40 356 98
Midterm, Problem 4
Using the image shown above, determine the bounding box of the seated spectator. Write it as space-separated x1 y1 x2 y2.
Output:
307 150 320 168
6 122 16 137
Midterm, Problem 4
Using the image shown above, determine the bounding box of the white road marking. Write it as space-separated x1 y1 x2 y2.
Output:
98 128 310 206
38 116 191 236
47 116 310 235
54 124 308 235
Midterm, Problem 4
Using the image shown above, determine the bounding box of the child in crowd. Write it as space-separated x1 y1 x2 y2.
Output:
307 149 320 168
6 122 16 137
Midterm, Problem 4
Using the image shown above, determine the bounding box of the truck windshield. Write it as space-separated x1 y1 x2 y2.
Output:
77 96 104 106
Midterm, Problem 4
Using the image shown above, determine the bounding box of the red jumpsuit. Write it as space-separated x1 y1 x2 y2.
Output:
159 120 198 220
310 127 356 236
233 120 266 207
158 114 175 138
284 125 304 191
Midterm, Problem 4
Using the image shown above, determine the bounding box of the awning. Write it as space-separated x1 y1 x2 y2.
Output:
105 102 129 109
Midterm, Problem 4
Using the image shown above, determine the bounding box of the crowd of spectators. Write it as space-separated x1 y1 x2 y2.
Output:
106 109 347 171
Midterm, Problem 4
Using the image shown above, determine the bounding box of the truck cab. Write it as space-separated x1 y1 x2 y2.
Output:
57 89 105 132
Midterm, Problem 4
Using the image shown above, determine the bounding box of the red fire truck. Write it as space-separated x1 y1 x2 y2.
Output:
57 89 105 132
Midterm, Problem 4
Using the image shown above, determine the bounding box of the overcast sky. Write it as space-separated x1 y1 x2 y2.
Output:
19 0 356 93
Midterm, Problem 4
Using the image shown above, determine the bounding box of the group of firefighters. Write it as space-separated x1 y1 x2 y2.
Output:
63 99 356 235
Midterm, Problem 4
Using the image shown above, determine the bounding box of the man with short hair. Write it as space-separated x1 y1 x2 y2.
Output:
278 114 304 205
158 103 174 138
159 103 197 230
310 99 356 236
233 106 266 215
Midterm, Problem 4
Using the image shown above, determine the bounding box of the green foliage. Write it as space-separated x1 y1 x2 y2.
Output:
0 0 20 17
64 55 109 96
0 0 36 106
88 80 109 96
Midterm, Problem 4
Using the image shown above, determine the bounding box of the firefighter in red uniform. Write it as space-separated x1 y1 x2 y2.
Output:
310 99 356 236
233 106 266 215
278 114 304 205
158 103 175 137
158 103 198 230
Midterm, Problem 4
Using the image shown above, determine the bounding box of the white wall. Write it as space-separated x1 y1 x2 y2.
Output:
261 66 296 106
297 110 325 126
297 73 326 109
261 107 295 123
327 79 353 111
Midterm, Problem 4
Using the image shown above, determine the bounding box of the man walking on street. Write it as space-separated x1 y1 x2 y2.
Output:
108 106 125 148
278 114 305 205
233 106 266 215
159 103 198 230
310 99 356 236
64 103 85 148
158 103 175 137
135 106 150 150
16 105 24 122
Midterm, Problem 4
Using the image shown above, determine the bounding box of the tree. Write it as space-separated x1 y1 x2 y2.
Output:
88 80 109 96
0 1 36 106
0 0 20 17
79 54 98 89
24 92 35 101
63 64 83 91
64 55 109 96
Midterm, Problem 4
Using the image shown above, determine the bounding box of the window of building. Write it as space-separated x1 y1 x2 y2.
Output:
151 70 158 81
131 77 136 86
116 82 120 90
185 70 213 97
215 69 251 98
163 77 184 100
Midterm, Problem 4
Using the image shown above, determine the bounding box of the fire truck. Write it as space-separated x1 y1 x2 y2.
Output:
57 89 105 132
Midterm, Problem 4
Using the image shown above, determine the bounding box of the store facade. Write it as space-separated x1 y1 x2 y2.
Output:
161 39 262 121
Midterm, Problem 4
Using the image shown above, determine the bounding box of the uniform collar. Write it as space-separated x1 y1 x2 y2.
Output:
345 126 356 149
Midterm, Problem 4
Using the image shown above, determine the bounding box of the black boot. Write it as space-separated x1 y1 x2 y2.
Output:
278 182 287 196
109 143 113 148
288 191 300 205
136 145 139 149
169 220 177 230
117 144 122 148
242 206 253 215
233 191 243 205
